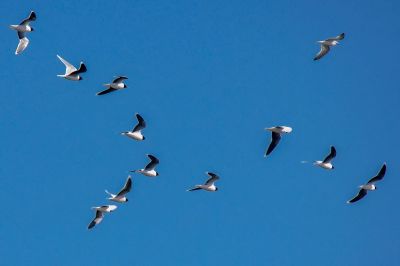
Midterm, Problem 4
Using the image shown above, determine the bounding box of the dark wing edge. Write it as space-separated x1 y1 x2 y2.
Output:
144 155 159 170
205 172 219 185
117 176 132 196
265 132 281 156
347 189 367 204
97 88 117 96
314 45 330 61
367 164 386 184
322 146 336 163
132 113 146 132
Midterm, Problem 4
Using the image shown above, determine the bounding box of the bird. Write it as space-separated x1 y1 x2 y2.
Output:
314 33 345 61
314 146 336 170
87 205 117 229
347 163 387 204
187 172 220 192
264 126 292 156
9 11 36 55
121 113 146 141
97 76 128 95
105 176 132 203
130 154 159 177
56 55 87 81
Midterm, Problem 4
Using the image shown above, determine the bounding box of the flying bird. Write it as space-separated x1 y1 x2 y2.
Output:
105 176 132 203
87 205 117 229
264 126 292 156
56 55 87 81
97 76 128 95
130 154 159 177
347 163 386 204
121 113 146 141
314 33 345 61
187 172 220 192
9 11 36 55
314 146 336 170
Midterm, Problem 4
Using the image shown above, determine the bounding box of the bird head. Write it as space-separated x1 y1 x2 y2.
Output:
30 27 35 31
79 76 83 80
124 84 128 88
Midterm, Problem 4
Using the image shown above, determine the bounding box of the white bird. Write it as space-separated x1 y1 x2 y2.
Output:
121 113 146 141
187 172 220 192
9 11 36 55
264 126 292 156
314 33 345 61
347 163 386 204
105 176 132 203
314 146 336 170
130 154 159 177
87 205 117 229
97 76 128 95
56 55 87 81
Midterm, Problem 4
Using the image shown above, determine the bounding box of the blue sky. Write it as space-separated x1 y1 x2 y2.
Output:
1 0 399 265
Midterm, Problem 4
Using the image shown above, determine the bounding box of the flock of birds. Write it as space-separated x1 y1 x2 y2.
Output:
9 11 388 230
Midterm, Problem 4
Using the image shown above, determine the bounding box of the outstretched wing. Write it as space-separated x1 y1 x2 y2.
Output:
367 164 386 184
347 189 367 204
144 154 159 171
15 36 29 55
132 113 146 132
265 132 281 156
97 87 117 96
187 187 202 192
116 176 132 197
314 44 330 61
20 11 36 25
205 172 219 186
113 76 128 83
57 55 77 75
88 210 104 229
322 146 336 163
327 33 345 41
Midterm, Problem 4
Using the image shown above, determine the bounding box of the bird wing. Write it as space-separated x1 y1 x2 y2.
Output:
144 155 159 171
57 55 77 75
327 33 345 41
187 187 202 192
20 11 37 25
116 176 132 197
69 63 87 75
15 37 29 55
322 146 336 163
205 172 219 186
88 210 104 229
96 88 117 96
265 132 281 156
112 76 128 83
314 44 330 61
367 164 386 184
132 113 146 132
347 189 367 204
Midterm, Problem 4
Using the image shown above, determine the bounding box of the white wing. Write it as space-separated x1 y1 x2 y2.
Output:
15 37 29 55
57 55 77 75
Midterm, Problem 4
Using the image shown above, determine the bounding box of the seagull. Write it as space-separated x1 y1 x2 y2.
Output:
121 113 146 141
187 172 220 192
130 154 159 177
264 126 292 156
347 163 387 204
56 55 87 81
314 33 345 61
105 176 132 203
97 76 128 95
87 205 117 229
314 146 336 170
9 11 36 55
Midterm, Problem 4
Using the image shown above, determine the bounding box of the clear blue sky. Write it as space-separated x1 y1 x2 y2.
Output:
1 0 399 265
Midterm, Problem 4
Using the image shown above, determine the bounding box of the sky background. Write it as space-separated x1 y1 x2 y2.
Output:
0 0 399 265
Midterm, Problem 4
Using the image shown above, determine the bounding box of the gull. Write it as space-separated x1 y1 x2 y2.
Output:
347 163 386 204
97 76 128 95
187 172 219 192
314 146 336 170
314 33 345 61
105 175 132 203
87 205 117 229
9 11 36 55
130 154 159 177
56 55 87 81
121 113 146 141
264 126 292 156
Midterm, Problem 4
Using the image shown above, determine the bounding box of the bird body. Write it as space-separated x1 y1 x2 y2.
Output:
131 154 159 177
9 11 36 55
97 76 128 95
314 161 333 169
56 55 87 81
187 172 220 192
105 176 132 203
314 146 336 170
